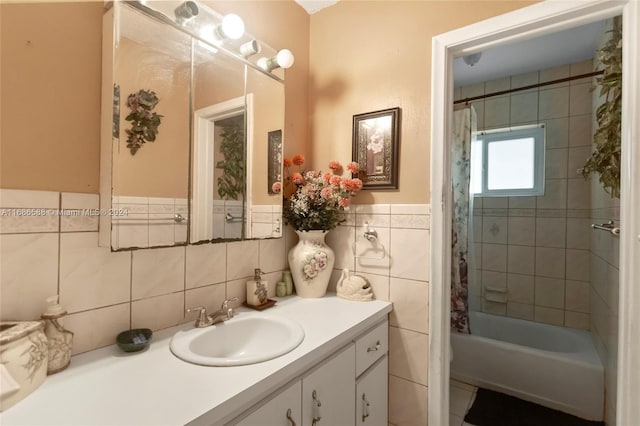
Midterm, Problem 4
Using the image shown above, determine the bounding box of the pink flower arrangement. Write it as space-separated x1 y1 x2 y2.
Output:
281 154 363 231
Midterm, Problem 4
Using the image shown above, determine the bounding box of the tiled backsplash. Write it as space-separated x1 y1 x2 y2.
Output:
1 190 431 423
455 59 593 330
0 188 287 355
325 204 431 426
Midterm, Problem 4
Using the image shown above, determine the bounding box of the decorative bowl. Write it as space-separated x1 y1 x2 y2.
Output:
116 328 152 353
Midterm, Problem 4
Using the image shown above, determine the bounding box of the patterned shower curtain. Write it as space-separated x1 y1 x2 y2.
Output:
451 105 476 334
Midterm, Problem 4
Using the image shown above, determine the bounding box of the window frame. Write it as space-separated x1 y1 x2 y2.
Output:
472 125 546 197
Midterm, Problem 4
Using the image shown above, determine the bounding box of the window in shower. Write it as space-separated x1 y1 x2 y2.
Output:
471 124 545 197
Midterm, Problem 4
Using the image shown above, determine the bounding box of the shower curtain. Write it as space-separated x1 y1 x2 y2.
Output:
451 105 476 334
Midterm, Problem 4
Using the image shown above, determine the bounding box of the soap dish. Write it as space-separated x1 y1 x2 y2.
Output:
116 328 152 353
243 299 277 311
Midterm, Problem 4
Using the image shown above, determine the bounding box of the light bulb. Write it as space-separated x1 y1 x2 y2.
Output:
240 40 261 58
219 14 244 40
276 49 294 69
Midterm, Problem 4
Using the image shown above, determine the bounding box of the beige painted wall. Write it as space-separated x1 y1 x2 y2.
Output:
0 1 309 194
0 2 103 193
308 0 539 205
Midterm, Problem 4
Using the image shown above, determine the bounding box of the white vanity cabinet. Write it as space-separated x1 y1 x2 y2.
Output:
234 381 301 426
227 319 388 426
355 356 388 426
302 344 356 426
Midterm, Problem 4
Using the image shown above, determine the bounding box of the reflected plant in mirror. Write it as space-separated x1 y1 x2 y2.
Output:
125 89 163 155
216 119 245 200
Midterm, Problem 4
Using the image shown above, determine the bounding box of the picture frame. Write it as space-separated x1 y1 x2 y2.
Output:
352 107 400 189
267 130 283 195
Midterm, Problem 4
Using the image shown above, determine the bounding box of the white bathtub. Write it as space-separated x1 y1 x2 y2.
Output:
451 311 604 421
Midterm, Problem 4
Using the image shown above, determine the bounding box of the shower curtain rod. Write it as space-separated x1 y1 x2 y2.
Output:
453 70 604 105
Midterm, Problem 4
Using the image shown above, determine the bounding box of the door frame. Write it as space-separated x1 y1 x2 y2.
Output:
428 1 640 425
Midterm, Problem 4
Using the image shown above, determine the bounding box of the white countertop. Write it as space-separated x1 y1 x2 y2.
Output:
1 294 392 426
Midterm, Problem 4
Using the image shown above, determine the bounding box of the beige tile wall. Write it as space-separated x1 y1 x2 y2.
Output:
0 189 287 355
455 60 593 330
327 204 431 426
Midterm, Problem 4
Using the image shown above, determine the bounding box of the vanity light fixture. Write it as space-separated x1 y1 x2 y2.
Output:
240 39 261 58
257 49 295 72
215 14 245 40
174 1 199 24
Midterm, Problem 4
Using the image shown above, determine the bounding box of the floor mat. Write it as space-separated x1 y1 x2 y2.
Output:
464 388 605 426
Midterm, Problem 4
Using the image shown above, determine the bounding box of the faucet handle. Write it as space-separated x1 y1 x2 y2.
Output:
221 297 239 318
186 306 212 328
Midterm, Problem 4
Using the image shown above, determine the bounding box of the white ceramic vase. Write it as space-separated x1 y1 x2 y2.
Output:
288 230 335 298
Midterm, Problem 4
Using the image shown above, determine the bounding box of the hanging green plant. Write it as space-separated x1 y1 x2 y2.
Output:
216 121 245 200
581 19 622 198
124 89 163 155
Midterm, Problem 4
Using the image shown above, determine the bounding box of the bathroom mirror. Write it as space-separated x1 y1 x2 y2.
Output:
106 3 191 250
101 1 286 249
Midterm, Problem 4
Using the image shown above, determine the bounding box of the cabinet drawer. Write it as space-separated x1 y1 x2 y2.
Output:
355 320 388 377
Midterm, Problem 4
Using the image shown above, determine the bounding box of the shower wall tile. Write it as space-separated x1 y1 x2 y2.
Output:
569 114 593 147
534 306 564 326
507 245 535 275
545 117 569 149
507 273 534 304
565 280 590 313
566 249 590 281
565 311 589 330
545 148 568 179
482 216 507 244
485 77 510 93
535 217 566 248
482 243 507 272
540 64 570 87
566 218 591 249
534 277 565 309
484 96 510 128
508 196 536 209
568 146 592 177
507 302 534 320
569 83 592 116
507 216 535 246
567 178 591 210
535 247 566 278
511 71 539 90
510 91 538 124
536 179 567 209
538 86 570 119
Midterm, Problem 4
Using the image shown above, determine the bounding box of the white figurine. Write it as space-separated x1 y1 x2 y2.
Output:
336 268 374 301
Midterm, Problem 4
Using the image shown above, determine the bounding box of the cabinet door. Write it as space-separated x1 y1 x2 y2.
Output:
302 344 356 426
233 380 301 426
356 355 388 426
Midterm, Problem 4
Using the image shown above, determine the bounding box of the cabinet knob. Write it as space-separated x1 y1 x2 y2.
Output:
286 408 296 426
312 390 322 425
366 340 381 352
362 393 370 422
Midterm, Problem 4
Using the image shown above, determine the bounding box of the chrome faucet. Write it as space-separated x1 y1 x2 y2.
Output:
186 297 239 328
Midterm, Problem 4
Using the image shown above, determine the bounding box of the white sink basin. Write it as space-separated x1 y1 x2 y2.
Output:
170 313 305 366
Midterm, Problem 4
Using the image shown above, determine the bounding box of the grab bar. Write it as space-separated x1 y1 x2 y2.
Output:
591 220 620 236
225 212 243 223
114 213 185 223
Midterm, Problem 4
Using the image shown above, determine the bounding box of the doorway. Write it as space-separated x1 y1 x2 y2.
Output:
428 1 640 425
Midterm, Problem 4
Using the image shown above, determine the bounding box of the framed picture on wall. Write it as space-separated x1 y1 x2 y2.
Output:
267 129 283 195
352 107 400 189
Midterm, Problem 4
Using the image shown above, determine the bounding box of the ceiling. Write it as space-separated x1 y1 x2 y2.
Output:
294 0 339 14
453 20 606 87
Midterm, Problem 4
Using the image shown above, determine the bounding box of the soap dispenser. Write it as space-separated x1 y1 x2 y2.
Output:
40 296 74 375
246 268 268 307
